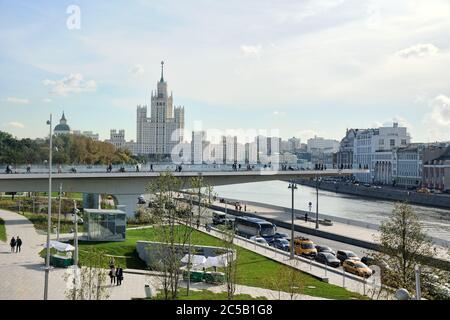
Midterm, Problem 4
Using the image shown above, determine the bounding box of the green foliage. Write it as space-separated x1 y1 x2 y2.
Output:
0 131 135 165
373 202 448 299
153 288 267 300
0 217 6 242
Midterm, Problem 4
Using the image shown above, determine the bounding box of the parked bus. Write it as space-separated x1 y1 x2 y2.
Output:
234 216 276 241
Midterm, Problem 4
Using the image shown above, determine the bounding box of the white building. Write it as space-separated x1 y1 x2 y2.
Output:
105 129 138 154
73 130 99 141
136 62 185 158
353 123 410 183
307 136 339 153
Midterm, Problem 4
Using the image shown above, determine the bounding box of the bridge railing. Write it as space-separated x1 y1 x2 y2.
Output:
0 163 344 175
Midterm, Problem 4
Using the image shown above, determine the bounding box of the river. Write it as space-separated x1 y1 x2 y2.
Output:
213 181 450 242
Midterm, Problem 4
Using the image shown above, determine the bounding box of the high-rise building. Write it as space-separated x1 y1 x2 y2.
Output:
136 62 185 158
105 129 138 154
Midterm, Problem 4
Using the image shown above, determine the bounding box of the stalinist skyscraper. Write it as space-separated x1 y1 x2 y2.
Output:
136 61 185 158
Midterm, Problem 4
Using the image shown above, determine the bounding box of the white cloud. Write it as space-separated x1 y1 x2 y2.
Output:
241 45 262 58
43 73 97 96
42 98 52 103
423 95 450 141
7 121 25 128
5 97 29 104
294 129 318 142
131 64 144 75
396 44 439 59
273 110 286 116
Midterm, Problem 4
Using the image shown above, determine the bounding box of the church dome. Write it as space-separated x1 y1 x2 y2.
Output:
54 123 70 132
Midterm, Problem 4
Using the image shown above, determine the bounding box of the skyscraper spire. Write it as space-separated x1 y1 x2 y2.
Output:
160 61 164 82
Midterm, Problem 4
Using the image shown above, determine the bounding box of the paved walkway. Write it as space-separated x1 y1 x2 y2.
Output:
0 209 324 300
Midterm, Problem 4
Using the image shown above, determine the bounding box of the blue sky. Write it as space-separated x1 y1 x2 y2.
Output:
1 0 450 143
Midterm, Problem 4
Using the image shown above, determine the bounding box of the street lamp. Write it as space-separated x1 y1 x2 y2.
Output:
288 181 297 259
315 176 322 229
44 114 53 300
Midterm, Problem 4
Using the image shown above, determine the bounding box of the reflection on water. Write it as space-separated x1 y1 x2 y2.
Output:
214 181 450 241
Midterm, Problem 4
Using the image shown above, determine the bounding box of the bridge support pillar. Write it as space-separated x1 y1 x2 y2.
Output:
83 193 101 209
114 194 139 217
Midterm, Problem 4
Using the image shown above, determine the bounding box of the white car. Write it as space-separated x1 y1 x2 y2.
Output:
249 236 269 246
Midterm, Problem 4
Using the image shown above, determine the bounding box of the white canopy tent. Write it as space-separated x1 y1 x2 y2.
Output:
203 255 229 268
180 254 206 266
42 240 75 252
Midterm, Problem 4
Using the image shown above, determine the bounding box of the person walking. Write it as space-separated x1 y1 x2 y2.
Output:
304 212 308 223
26 164 31 173
116 267 124 286
150 164 154 172
9 237 16 253
15 236 22 253
109 266 116 285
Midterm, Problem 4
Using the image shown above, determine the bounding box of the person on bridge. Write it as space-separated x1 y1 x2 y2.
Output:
107 163 112 173
304 213 308 223
109 266 116 285
26 164 31 173
15 236 22 253
9 237 16 253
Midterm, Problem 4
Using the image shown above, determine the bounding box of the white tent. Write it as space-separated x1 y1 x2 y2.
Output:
203 255 229 268
42 240 75 252
180 254 206 266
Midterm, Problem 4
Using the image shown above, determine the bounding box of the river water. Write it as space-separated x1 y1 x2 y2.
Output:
214 181 450 241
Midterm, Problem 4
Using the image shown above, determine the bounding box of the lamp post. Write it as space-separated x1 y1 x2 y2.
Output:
288 181 297 259
44 114 53 300
315 176 322 230
57 183 62 241
73 200 79 266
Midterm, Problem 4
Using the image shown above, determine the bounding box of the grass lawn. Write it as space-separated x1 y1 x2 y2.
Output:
152 287 267 300
71 226 365 300
23 212 84 234
0 217 6 242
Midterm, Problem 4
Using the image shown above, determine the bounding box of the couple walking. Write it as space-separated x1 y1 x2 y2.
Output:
109 258 124 286
10 236 22 253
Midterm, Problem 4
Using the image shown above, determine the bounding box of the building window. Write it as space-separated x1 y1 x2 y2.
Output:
390 139 395 147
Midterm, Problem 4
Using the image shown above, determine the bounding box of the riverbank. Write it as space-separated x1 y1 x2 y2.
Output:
297 179 450 210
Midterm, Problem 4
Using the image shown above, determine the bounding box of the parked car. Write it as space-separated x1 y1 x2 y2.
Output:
417 187 430 194
343 259 373 278
294 237 317 258
273 232 289 239
137 195 146 204
336 250 360 263
270 238 290 252
314 252 340 268
250 236 269 246
315 245 336 256
360 256 390 272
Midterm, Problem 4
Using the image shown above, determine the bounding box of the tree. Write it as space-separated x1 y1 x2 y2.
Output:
64 248 110 300
221 228 238 300
373 202 448 299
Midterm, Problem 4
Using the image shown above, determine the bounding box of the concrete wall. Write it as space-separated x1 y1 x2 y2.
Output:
298 180 450 209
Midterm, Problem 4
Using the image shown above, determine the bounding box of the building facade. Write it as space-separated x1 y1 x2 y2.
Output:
136 62 185 159
353 123 410 183
337 129 358 168
105 129 138 154
423 144 450 191
392 144 424 188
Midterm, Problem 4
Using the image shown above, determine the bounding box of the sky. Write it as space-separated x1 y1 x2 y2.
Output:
1 0 450 143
